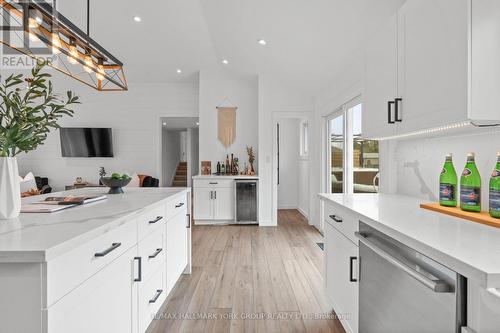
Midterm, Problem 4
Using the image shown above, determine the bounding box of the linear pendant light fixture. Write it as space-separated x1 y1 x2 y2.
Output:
0 0 127 91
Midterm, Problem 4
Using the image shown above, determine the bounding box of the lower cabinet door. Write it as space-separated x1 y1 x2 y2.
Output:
325 222 359 333
46 246 137 333
138 265 166 333
213 187 235 220
193 188 213 220
467 280 500 333
166 210 188 294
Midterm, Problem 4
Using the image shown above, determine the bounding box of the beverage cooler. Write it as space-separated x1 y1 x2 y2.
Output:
235 179 258 224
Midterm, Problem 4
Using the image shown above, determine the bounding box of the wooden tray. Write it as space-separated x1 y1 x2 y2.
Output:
420 202 500 229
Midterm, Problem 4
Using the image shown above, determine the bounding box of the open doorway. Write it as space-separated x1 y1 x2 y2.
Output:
160 117 199 187
274 115 311 223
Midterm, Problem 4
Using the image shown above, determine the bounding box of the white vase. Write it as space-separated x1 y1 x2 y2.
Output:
0 157 21 219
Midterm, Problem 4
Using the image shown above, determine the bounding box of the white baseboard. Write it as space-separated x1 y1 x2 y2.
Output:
297 207 309 220
278 205 298 209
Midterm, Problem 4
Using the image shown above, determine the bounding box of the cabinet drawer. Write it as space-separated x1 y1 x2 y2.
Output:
166 193 188 219
138 266 166 333
137 204 166 241
46 220 137 307
138 229 165 280
194 179 234 188
324 202 359 244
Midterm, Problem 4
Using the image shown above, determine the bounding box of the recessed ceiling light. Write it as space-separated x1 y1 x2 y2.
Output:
257 39 267 45
176 69 182 74
221 59 229 65
196 122 200 126
162 122 167 126
133 16 141 22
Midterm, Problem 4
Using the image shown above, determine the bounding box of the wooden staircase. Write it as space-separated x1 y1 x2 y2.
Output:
172 162 188 187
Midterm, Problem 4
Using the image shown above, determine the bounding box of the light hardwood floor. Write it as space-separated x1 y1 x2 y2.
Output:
148 209 345 333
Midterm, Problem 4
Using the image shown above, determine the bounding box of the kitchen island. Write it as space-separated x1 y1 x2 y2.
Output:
0 187 191 333
319 193 500 333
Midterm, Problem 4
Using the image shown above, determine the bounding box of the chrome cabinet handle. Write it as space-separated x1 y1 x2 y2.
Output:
349 256 358 282
175 202 185 208
134 256 142 282
149 216 163 224
149 289 163 303
210 191 213 200
487 288 500 299
214 191 217 200
355 231 453 293
209 182 218 185
329 215 342 223
94 242 121 257
148 248 163 259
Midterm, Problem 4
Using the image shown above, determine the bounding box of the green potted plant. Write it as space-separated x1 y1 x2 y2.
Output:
0 63 79 219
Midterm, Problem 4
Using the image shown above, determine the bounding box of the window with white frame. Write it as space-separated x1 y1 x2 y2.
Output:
300 120 309 157
326 97 379 194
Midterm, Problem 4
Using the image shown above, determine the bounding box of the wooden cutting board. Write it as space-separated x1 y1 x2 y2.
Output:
420 202 500 229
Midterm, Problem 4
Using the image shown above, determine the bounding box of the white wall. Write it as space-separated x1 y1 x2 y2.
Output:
393 130 500 210
299 158 310 218
187 128 199 186
277 119 300 209
17 76 198 191
198 69 258 171
161 130 181 187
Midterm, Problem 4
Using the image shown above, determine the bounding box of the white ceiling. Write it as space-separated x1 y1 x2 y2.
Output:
57 0 405 95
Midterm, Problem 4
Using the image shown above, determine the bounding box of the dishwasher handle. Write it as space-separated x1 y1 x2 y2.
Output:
355 231 454 293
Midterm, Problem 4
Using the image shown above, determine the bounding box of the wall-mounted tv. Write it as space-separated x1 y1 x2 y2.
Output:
60 128 114 157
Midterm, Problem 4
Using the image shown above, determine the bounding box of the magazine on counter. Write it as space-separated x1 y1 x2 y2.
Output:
21 195 107 213
35 195 107 205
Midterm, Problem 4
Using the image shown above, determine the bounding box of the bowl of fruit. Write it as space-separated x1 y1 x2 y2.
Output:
100 173 132 194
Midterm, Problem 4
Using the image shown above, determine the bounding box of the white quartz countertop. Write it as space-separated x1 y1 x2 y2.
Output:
319 193 500 288
0 187 190 263
192 175 259 179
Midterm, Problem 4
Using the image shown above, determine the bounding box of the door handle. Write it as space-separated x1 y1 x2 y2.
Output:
355 232 454 293
349 256 358 282
388 100 395 124
148 248 163 259
149 289 163 303
94 242 121 257
134 256 142 282
329 215 343 223
394 98 402 122
149 216 163 224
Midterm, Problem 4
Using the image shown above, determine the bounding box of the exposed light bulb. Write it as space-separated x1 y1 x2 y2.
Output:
96 58 105 81
51 33 61 54
84 52 94 73
67 38 78 65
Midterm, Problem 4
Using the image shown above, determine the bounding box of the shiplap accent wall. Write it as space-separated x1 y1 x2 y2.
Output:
17 78 198 191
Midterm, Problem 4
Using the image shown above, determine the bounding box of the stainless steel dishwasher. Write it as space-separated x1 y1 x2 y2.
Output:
355 221 466 333
234 179 258 224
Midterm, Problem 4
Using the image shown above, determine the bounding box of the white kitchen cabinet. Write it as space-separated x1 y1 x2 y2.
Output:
363 13 398 139
466 280 500 333
193 188 213 220
363 0 500 139
166 209 189 294
325 221 359 333
193 178 235 224
213 187 235 220
47 246 138 333
397 0 468 134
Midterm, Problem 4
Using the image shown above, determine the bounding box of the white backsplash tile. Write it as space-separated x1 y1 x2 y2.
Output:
394 129 500 209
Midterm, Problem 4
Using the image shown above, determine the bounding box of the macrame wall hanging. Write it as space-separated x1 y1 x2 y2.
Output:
217 99 237 148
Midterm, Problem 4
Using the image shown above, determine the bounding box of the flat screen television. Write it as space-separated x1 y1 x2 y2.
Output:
60 128 114 157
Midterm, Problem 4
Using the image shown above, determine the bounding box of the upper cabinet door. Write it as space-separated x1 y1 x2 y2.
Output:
397 0 468 133
363 13 398 139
